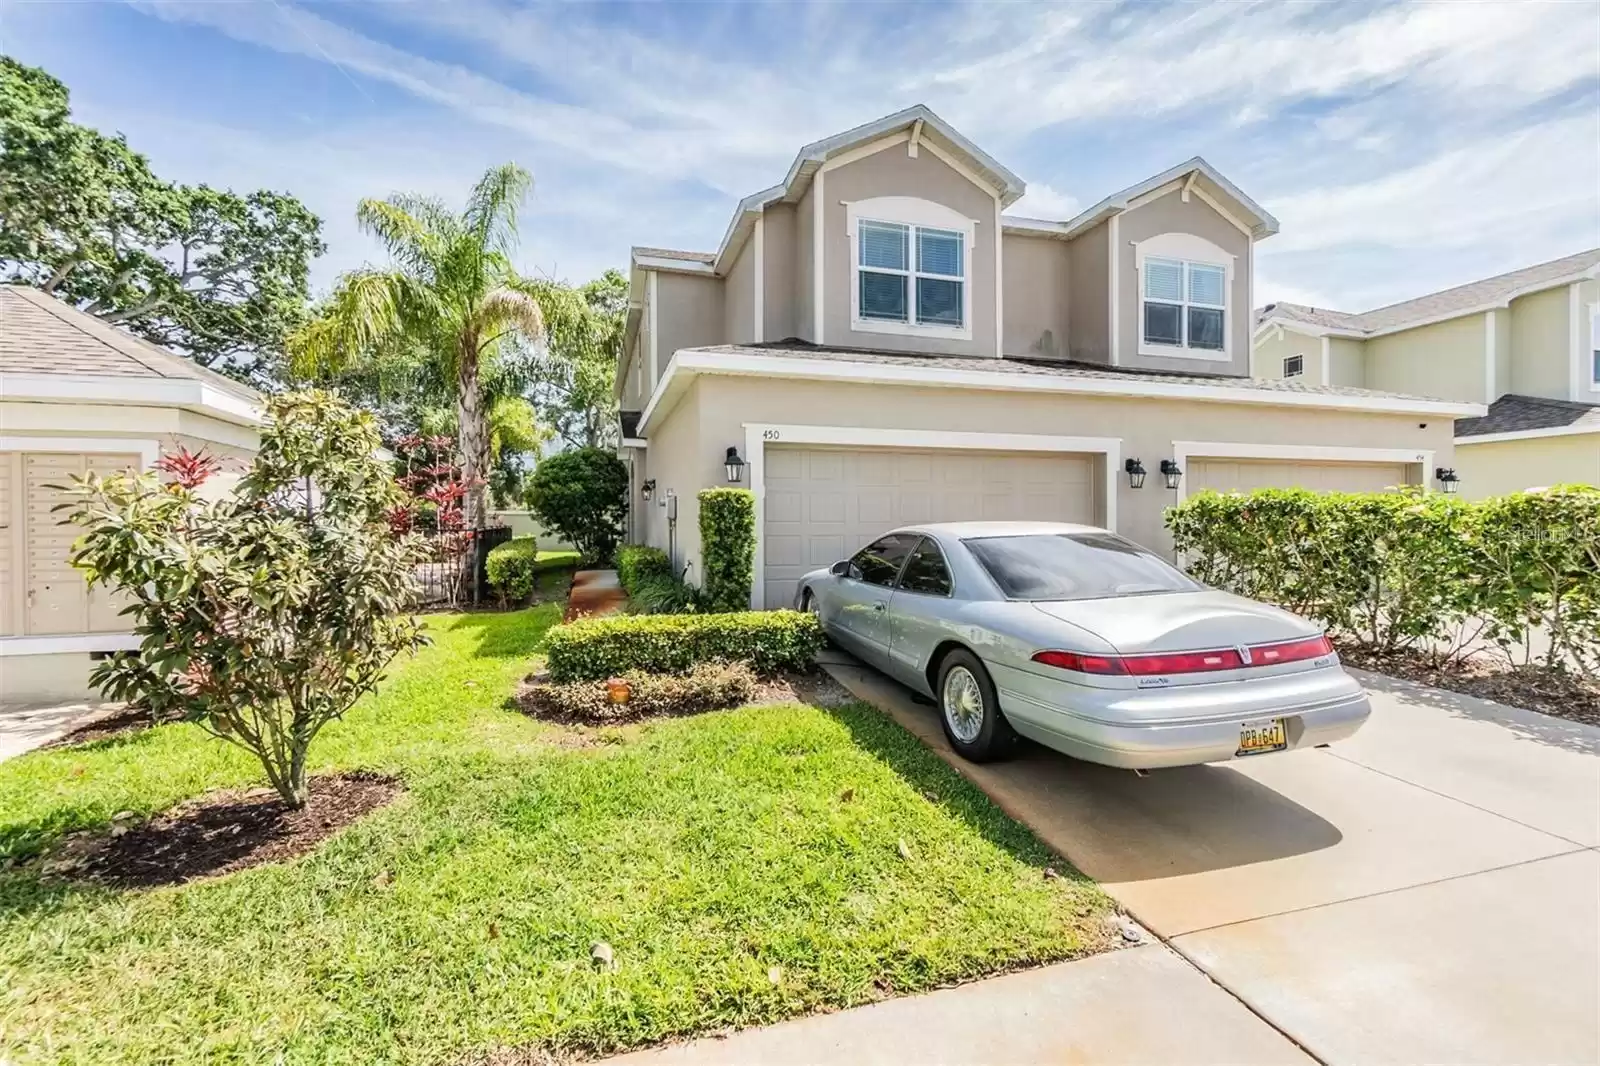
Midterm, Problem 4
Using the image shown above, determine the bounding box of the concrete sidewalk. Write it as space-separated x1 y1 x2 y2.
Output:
610 944 1311 1065
0 701 110 762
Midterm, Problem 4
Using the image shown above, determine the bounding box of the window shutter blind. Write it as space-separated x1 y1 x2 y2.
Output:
1188 264 1226 306
917 228 963 277
1144 260 1184 301
859 222 908 270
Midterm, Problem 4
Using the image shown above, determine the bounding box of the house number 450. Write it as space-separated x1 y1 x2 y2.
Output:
762 429 781 441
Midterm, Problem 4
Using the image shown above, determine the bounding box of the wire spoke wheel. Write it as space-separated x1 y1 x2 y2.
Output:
941 665 985 743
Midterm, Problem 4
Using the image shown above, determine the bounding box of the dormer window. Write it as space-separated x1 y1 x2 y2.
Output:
848 197 975 340
1283 354 1304 378
1134 233 1235 361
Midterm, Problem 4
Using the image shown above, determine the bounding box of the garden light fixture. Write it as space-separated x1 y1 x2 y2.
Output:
1160 459 1183 491
641 478 656 502
724 446 746 484
1124 458 1147 489
1435 467 1460 494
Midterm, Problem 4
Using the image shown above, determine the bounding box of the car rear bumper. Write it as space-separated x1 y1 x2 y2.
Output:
995 666 1373 770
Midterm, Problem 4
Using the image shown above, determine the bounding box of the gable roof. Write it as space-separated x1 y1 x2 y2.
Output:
0 284 262 423
1455 393 1600 439
1259 247 1600 339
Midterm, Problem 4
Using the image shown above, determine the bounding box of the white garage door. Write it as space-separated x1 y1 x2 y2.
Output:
1189 458 1413 495
762 446 1096 608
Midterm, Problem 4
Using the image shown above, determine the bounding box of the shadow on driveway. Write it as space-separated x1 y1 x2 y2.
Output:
1349 667 1600 756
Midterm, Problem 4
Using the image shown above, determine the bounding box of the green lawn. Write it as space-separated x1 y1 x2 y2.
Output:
0 608 1113 1064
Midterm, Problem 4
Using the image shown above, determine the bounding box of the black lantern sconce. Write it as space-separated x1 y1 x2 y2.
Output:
1435 467 1460 494
724 446 746 484
1124 458 1147 489
1159 459 1184 491
641 478 656 503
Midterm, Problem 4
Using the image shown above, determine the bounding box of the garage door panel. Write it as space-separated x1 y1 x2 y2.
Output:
1190 458 1411 496
762 445 1096 608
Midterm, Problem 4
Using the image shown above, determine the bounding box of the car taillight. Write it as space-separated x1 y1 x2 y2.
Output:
1032 634 1334 677
1251 634 1334 664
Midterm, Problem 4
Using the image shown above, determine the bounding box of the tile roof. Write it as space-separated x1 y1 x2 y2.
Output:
1455 394 1600 437
1259 247 1600 337
632 246 716 265
691 341 1445 402
0 285 260 401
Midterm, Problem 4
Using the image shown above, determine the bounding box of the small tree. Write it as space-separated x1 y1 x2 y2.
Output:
699 488 756 612
525 447 628 565
62 391 428 808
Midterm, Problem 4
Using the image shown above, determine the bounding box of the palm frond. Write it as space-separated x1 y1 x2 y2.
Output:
479 285 545 352
288 270 409 377
356 198 447 278
464 163 533 260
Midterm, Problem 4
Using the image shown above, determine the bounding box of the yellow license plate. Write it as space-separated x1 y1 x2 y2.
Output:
1237 718 1288 756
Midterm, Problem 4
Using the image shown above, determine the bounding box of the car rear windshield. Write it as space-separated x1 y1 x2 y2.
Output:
962 533 1203 601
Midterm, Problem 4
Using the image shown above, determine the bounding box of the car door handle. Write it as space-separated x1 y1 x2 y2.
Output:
872 601 886 612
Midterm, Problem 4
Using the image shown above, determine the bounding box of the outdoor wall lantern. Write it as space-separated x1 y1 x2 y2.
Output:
1124 458 1148 490
641 478 656 503
1160 459 1184 491
724 446 747 484
1435 467 1460 494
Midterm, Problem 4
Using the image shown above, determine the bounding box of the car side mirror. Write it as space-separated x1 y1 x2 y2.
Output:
830 559 853 578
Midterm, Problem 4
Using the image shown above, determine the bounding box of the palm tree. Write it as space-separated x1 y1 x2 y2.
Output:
289 164 544 527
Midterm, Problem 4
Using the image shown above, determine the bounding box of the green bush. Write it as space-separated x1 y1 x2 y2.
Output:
699 488 755 612
525 448 629 565
629 573 702 614
523 662 758 722
1166 485 1600 672
545 610 824 682
485 539 581 604
617 544 672 595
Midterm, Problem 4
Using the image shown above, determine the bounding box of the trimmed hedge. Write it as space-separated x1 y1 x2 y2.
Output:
545 610 824 682
524 662 758 723
617 544 671 596
1166 485 1600 672
699 488 755 612
485 539 581 603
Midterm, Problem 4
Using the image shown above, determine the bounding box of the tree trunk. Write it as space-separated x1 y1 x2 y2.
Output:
457 343 489 529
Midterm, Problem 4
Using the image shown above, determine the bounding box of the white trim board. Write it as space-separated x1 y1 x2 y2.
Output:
742 423 1121 610
0 633 140 657
752 216 765 344
636 349 1486 435
0 436 160 468
1455 424 1599 445
621 437 650 449
0 374 260 427
1169 440 1435 505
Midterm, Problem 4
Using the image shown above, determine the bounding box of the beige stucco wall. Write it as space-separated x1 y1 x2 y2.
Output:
1251 327 1320 381
636 378 705 581
0 651 99 705
1117 186 1253 376
1329 337 1366 388
1492 307 1512 402
1455 434 1600 499
1065 222 1110 364
763 204 797 341
1364 313 1486 404
636 373 1453 579
793 184 816 343
1509 285 1571 400
722 235 757 345
1576 279 1600 405
820 144 998 356
1002 233 1070 358
655 272 723 382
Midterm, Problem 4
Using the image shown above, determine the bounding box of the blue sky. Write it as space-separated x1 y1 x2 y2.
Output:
4 0 1597 314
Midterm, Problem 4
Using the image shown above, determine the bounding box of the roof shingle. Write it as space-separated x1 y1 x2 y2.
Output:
1455 394 1600 437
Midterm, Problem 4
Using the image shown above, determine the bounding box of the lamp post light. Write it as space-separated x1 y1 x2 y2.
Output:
724 446 747 484
641 478 656 503
1435 467 1460 494
1159 459 1184 491
1124 458 1147 490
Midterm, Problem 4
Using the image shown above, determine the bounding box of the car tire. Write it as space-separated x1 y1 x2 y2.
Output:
800 589 831 646
936 649 1019 762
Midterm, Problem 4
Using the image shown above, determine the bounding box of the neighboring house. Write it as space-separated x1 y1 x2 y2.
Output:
1254 249 1600 499
616 105 1481 609
0 285 262 704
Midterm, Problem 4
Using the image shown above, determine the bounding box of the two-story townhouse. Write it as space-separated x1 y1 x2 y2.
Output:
618 106 1481 609
1254 249 1600 499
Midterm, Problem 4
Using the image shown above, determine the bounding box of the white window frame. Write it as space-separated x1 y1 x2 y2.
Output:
1590 305 1599 386
1134 232 1235 362
847 197 975 342
1283 354 1304 378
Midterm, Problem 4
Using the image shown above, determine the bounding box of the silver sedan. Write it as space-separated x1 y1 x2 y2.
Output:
795 521 1370 770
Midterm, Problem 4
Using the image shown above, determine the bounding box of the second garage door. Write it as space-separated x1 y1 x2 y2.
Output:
761 446 1096 608
1188 458 1413 495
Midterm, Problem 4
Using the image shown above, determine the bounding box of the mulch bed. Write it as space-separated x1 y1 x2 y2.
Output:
41 705 184 750
1335 641 1600 727
35 771 402 889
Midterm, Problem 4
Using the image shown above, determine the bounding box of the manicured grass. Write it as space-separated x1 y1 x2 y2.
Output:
0 608 1113 1064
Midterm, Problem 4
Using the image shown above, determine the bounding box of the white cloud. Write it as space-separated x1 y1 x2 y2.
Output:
1010 182 1080 221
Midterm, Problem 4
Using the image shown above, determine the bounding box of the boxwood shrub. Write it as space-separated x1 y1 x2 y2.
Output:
617 544 672 595
485 538 581 603
544 610 824 682
524 662 758 723
698 488 756 612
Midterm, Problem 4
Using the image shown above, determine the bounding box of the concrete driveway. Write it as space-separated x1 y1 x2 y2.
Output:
822 657 1600 1065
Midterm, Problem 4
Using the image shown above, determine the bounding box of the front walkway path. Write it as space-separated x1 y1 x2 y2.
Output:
798 657 1600 1065
564 569 625 622
0 701 109 762
610 943 1311 1065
